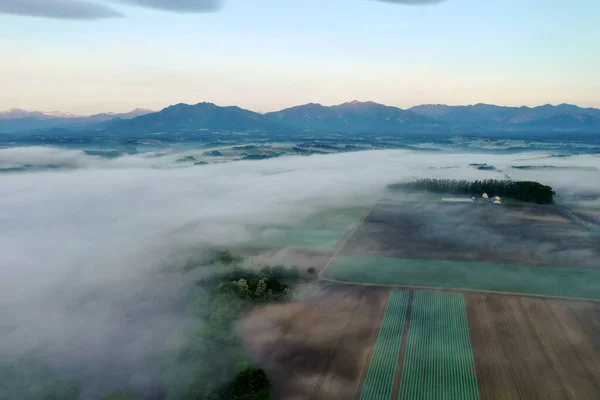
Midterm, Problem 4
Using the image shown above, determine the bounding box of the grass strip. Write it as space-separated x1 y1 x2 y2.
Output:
325 255 600 300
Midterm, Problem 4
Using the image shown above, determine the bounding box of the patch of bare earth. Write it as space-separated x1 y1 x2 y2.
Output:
240 286 389 400
466 294 600 399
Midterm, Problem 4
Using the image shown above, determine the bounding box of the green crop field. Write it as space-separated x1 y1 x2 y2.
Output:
398 291 479 400
360 290 409 400
244 207 370 251
324 255 600 300
246 226 344 251
299 207 369 230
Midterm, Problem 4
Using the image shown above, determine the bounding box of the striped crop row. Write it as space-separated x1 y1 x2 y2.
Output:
360 289 410 400
398 291 480 400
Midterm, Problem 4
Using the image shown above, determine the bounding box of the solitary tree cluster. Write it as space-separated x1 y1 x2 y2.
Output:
389 179 555 204
182 253 297 400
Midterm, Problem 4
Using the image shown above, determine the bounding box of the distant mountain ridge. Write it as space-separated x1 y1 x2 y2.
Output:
102 100 447 136
0 108 153 133
0 107 152 120
264 101 444 133
1 101 599 135
107 102 272 134
408 103 600 130
0 109 86 119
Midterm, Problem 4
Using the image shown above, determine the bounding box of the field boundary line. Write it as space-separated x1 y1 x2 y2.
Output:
318 204 376 281
320 278 600 303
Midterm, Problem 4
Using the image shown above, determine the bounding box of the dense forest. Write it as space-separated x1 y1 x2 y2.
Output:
0 250 303 400
389 179 555 204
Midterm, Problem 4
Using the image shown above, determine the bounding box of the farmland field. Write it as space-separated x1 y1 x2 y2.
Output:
310 288 389 400
246 226 344 251
241 287 390 400
298 207 370 230
240 192 600 399
572 209 600 226
467 294 600 399
324 255 600 300
569 302 600 350
360 289 409 400
341 197 599 269
398 291 479 400
243 207 371 252
242 287 600 400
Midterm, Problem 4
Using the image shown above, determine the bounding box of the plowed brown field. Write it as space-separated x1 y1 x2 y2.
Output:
466 294 600 400
241 287 389 400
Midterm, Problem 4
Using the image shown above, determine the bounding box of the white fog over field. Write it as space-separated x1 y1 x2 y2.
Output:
0 147 598 397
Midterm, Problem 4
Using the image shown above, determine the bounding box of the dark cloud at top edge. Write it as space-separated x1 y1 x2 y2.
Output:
117 0 222 13
0 0 122 20
0 0 446 21
119 0 445 13
0 0 222 20
374 0 446 4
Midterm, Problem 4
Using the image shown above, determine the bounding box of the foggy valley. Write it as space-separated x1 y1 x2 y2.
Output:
1 146 599 398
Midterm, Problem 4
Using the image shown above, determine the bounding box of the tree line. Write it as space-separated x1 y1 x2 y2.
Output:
389 178 555 204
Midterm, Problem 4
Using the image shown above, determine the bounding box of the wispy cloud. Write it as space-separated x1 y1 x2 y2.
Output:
115 0 222 13
375 0 446 4
0 0 445 21
0 0 122 20
0 0 222 20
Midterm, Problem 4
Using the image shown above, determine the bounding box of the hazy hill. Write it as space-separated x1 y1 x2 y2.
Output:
0 108 153 133
105 100 445 135
409 103 600 130
2 101 600 135
265 101 444 133
106 102 275 134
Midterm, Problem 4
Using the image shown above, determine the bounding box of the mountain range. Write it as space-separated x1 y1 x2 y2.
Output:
408 103 600 130
0 108 153 133
1 102 599 135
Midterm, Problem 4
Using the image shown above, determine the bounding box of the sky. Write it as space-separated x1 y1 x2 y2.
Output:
1 0 599 114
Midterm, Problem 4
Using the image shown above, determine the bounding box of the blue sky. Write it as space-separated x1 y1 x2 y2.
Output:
1 0 599 114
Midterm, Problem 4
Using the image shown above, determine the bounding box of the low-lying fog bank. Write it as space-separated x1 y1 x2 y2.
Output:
0 148 598 398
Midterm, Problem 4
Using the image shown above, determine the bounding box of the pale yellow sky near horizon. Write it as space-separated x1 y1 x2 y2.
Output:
2 51 598 114
1 0 599 114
